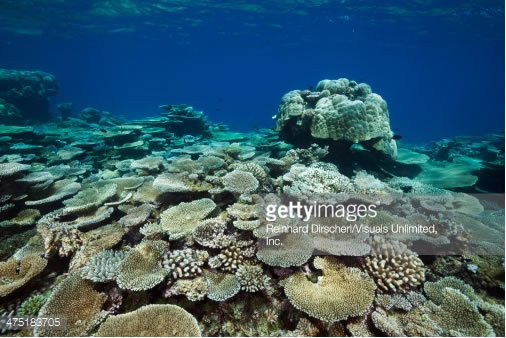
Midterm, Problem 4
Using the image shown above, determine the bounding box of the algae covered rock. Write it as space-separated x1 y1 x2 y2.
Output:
275 77 397 158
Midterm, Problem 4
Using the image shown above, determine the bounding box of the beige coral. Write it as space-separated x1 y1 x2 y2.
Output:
222 170 259 194
363 239 425 293
95 304 201 337
205 271 241 302
35 274 107 337
0 256 47 297
283 257 376 322
156 198 216 239
116 240 169 291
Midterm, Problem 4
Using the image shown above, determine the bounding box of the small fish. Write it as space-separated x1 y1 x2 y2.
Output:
307 85 313 91
393 134 403 140
215 108 221 112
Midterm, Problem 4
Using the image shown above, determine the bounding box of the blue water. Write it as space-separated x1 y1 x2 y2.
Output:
0 0 504 143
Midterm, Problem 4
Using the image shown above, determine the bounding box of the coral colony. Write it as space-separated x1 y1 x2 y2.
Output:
0 71 504 337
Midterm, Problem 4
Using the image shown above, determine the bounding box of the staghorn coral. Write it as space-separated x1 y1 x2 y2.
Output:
80 249 128 283
95 304 201 337
222 169 259 194
116 240 169 291
0 256 47 297
154 198 216 239
35 273 107 337
235 264 269 293
205 271 241 301
163 248 208 280
283 257 376 322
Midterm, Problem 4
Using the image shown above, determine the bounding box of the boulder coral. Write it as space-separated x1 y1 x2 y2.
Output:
275 78 397 158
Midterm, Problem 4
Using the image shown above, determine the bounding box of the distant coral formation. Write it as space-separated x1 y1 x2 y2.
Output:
0 69 58 124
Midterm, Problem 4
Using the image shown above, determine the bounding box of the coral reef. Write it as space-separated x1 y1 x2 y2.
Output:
0 92 503 337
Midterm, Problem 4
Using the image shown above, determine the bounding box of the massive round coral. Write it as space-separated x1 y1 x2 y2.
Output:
275 78 397 158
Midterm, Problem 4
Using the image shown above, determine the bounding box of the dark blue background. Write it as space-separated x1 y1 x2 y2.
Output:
0 1 504 143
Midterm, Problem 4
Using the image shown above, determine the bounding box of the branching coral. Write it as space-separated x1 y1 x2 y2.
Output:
235 264 269 293
211 239 255 272
163 248 208 280
17 292 48 316
363 239 425 293
80 249 128 283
